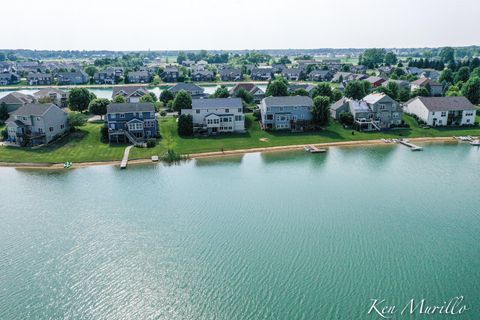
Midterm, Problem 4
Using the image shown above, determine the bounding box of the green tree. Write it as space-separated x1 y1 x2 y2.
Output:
0 102 8 121
84 66 98 77
140 92 157 103
461 76 480 104
385 81 399 100
68 112 87 128
266 79 288 96
68 88 93 112
173 90 192 112
454 66 470 84
278 56 291 64
0 52 5 61
312 96 331 126
177 51 187 64
6 53 17 61
445 85 462 97
439 69 454 83
439 47 455 64
113 95 126 103
410 87 430 98
398 88 411 102
311 83 332 99
234 88 253 104
160 90 174 104
359 48 386 68
212 85 230 98
88 98 109 120
339 112 354 126
290 89 309 96
384 52 398 66
344 81 367 99
177 114 193 136
331 89 343 102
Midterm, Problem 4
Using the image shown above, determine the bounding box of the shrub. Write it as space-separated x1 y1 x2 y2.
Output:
339 112 354 126
146 138 157 148
253 109 261 121
100 124 109 142
177 114 193 136
160 111 167 117
68 112 88 128
1 128 7 140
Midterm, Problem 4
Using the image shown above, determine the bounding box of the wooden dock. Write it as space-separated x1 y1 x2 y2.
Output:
120 145 133 169
398 140 423 151
304 145 327 153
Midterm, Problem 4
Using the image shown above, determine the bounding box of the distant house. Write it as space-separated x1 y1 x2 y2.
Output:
57 71 89 85
94 67 123 84
181 98 245 135
405 67 424 75
404 96 476 127
112 86 149 103
192 70 215 82
219 68 242 81
377 66 393 77
282 68 304 81
410 78 443 96
0 72 20 85
106 103 158 144
33 88 69 108
161 66 180 82
351 65 367 73
421 69 440 81
27 72 53 85
259 96 314 131
127 70 152 83
271 64 287 73
382 79 410 90
251 68 274 81
0 92 35 113
5 103 69 146
168 83 206 99
229 83 265 103
330 93 403 131
287 84 316 96
308 69 333 82
332 72 367 83
365 76 386 88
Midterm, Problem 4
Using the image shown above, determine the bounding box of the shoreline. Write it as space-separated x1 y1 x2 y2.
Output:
0 136 459 169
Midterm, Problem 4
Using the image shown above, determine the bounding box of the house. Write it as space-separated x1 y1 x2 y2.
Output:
5 103 69 146
410 78 443 96
365 76 386 88
27 72 53 85
0 92 35 113
57 71 89 85
192 70 215 82
161 66 180 82
404 96 476 127
421 69 441 81
219 68 242 81
251 67 274 81
181 98 245 135
94 67 123 84
332 72 367 83
330 93 403 131
228 83 265 103
259 96 314 131
377 66 393 77
405 67 424 75
168 83 206 99
127 70 152 83
16 61 41 73
271 64 287 73
106 103 158 144
0 72 20 85
287 84 316 96
33 88 69 108
308 69 333 82
382 79 410 90
282 68 304 81
112 86 149 103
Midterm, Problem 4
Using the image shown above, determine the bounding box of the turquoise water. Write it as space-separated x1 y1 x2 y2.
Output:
0 143 479 319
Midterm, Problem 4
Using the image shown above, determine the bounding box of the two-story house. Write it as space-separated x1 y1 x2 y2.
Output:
259 96 314 131
282 68 304 81
112 86 149 103
0 72 20 85
229 83 265 103
0 92 35 113
5 103 69 146
57 71 89 85
181 98 245 135
106 103 159 144
251 68 274 81
27 72 53 85
127 70 152 83
410 78 443 96
33 88 69 108
219 68 242 81
168 83 206 99
161 66 180 82
192 70 215 82
94 67 124 84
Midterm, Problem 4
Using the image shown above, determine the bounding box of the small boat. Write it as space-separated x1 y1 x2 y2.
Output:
64 162 73 169
470 140 480 146
151 155 159 162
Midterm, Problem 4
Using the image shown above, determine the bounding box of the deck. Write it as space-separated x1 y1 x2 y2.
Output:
120 145 133 169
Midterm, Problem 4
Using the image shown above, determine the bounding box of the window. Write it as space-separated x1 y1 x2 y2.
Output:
111 114 116 119
379 104 386 110
49 127 53 132
37 117 41 121
432 112 435 115
441 112 446 117
120 113 125 118
60 124 65 129
196 109 200 114
238 108 242 113
139 112 143 118
225 108 229 113
467 119 471 123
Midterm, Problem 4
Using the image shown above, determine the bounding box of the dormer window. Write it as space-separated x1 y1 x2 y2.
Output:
120 113 125 119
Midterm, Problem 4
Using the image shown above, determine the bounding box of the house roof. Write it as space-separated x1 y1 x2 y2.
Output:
363 93 391 105
168 82 204 93
330 97 349 111
287 84 315 92
413 96 476 112
107 102 155 113
10 103 55 116
34 88 67 98
262 96 313 107
112 86 149 98
365 76 386 84
191 98 242 109
0 92 34 105
411 77 441 87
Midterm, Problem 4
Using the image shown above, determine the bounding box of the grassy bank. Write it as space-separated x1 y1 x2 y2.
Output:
1 113 480 164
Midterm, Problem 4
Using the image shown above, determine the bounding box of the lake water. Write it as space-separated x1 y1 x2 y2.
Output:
1 143 479 319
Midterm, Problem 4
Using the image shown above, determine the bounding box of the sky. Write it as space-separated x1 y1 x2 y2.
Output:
1 0 479 51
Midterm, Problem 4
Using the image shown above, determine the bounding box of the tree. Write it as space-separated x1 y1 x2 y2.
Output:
278 56 291 65
339 112 354 126
311 96 331 126
88 98 109 120
359 48 386 68
84 66 98 77
173 90 192 112
160 90 174 104
6 53 17 61
445 85 462 97
212 85 229 98
140 92 157 103
266 79 288 96
311 83 332 99
439 69 454 83
385 81 399 100
344 81 367 100
0 102 8 121
68 112 87 128
331 89 343 102
410 87 430 98
439 47 455 64
461 76 480 105
290 89 309 96
398 88 411 102
384 52 398 66
454 67 470 84
234 88 253 104
113 95 126 103
0 52 5 62
68 88 93 112
177 51 187 64
177 114 193 136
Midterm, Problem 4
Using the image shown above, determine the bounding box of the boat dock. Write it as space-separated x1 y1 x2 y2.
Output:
398 139 423 151
120 145 133 169
304 145 327 153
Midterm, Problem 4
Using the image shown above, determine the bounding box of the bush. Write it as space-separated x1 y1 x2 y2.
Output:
160 111 167 117
1 128 7 140
68 112 88 128
100 124 109 143
253 109 261 121
146 138 157 148
162 149 183 163
339 112 354 126
178 114 193 136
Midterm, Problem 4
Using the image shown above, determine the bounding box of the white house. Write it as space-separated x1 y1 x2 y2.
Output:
404 96 476 127
181 98 245 135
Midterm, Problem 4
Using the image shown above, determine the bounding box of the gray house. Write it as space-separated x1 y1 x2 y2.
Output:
127 70 152 83
27 72 53 85
33 88 69 108
0 92 35 113
220 68 242 81
229 83 265 103
112 86 149 103
57 71 89 85
259 96 314 131
282 68 304 81
410 78 443 96
251 68 274 81
168 83 206 99
0 72 20 85
5 103 69 146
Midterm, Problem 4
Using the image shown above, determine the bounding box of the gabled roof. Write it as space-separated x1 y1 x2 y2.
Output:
192 98 242 109
365 76 386 84
10 103 55 116
411 77 441 87
112 86 149 98
0 92 34 105
362 93 394 105
168 83 204 93
107 102 155 113
411 96 476 112
262 96 313 107
34 88 68 98
330 97 349 111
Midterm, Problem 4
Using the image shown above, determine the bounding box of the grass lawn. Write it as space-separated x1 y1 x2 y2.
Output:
1 113 480 164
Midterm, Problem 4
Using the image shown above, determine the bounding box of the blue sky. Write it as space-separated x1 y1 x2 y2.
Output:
1 0 479 50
